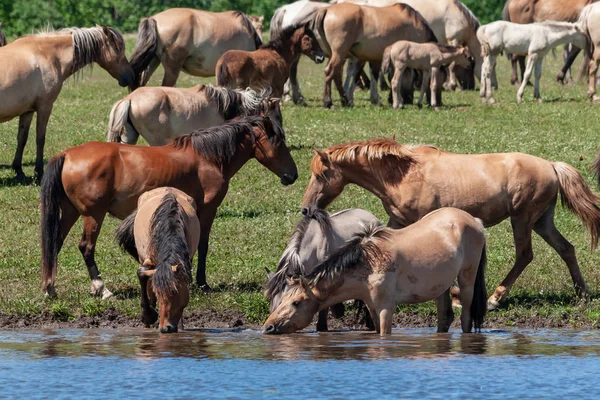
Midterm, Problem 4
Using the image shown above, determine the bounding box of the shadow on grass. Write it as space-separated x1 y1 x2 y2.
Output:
112 285 139 299
499 290 597 308
193 281 264 294
0 175 36 187
216 210 262 219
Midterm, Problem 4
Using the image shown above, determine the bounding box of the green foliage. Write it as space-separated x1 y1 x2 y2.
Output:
463 0 506 24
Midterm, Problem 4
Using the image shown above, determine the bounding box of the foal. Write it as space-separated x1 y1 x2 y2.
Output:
382 41 471 109
216 23 325 98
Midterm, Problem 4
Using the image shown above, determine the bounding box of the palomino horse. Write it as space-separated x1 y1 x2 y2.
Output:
307 3 438 108
107 85 281 145
381 42 471 109
265 208 382 331
477 21 587 104
270 0 330 105
503 0 595 85
263 207 487 335
0 26 133 181
249 16 265 38
0 22 5 46
129 9 262 90
216 24 325 98
301 138 600 309
115 187 200 333
40 115 297 298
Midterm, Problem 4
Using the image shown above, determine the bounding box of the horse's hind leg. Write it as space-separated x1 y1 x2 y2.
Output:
288 59 306 106
33 105 53 182
517 54 536 103
368 62 381 105
456 278 474 333
587 50 600 102
391 65 405 109
533 204 588 298
161 54 186 87
11 111 34 181
316 310 328 332
488 217 534 310
79 213 113 299
434 288 454 332
533 58 543 103
486 56 497 103
417 69 428 109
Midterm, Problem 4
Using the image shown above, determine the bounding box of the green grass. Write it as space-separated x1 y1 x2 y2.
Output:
1 38 600 328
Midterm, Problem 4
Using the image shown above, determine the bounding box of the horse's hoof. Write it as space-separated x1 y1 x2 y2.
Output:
142 307 159 327
14 172 27 182
536 98 543 104
199 283 213 293
592 95 600 103
101 288 114 300
517 97 523 104
488 98 496 105
44 286 57 299
451 299 463 309
90 279 106 297
487 298 500 311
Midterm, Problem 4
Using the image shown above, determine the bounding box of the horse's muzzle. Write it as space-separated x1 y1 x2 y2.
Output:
119 70 135 87
160 324 178 334
314 54 325 64
262 324 279 335
281 172 298 186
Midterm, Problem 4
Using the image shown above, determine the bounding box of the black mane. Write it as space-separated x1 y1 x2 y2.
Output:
261 23 305 53
234 11 263 49
394 3 438 43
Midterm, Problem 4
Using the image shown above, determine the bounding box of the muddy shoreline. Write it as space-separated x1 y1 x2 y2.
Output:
1 308 596 331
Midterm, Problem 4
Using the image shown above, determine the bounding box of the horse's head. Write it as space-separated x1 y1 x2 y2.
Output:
301 149 346 214
97 26 134 87
263 276 320 334
253 116 298 186
454 47 472 69
299 24 325 64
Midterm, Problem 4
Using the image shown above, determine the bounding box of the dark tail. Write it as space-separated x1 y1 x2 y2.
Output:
593 153 600 187
0 22 6 47
115 210 139 261
40 154 67 296
129 17 158 92
216 60 231 87
470 242 487 332
381 45 394 76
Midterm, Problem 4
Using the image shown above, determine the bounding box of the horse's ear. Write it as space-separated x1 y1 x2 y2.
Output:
171 264 181 272
259 16 264 23
313 148 329 164
265 266 274 279
142 258 154 267
269 98 281 108
299 276 311 292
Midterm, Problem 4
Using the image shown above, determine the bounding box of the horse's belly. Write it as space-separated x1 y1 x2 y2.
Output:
393 259 461 305
185 38 256 76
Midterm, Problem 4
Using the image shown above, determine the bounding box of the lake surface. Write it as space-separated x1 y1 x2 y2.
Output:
1 328 599 399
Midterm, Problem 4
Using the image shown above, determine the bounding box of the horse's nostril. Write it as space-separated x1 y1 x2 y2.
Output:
160 324 178 334
301 207 309 215
263 324 276 334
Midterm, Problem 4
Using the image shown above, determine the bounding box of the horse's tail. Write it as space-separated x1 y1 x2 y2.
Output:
150 193 192 300
578 5 594 81
129 17 158 92
477 26 490 58
309 8 331 56
593 153 600 187
107 99 138 144
381 45 394 76
471 240 487 332
237 12 263 49
215 59 231 88
40 153 67 296
115 209 139 261
552 161 600 249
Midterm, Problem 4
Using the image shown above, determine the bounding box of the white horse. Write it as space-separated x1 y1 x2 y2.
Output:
477 20 588 104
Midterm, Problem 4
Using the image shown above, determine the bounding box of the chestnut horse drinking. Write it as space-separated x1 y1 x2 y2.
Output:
216 24 325 98
129 9 262 90
0 26 133 181
115 187 200 333
263 207 487 335
265 207 382 331
40 116 297 298
301 139 600 309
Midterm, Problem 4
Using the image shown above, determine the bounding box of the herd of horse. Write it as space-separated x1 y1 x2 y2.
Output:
1 0 600 335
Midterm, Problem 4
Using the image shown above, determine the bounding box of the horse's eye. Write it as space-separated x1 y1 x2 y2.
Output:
292 301 300 307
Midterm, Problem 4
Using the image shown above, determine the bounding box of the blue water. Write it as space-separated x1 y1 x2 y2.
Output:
1 328 600 399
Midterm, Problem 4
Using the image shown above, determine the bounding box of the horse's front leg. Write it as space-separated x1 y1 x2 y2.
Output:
429 68 439 110
391 65 405 109
79 213 113 299
486 56 497 103
137 266 158 327
480 56 489 101
344 58 360 93
534 58 543 103
34 105 53 183
11 111 34 181
377 307 394 335
316 310 328 332
368 62 381 105
434 288 454 332
288 59 306 106
587 51 600 101
418 69 429 109
517 55 536 103
196 209 217 292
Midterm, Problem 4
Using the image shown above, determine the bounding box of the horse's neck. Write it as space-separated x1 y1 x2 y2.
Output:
342 161 394 200
547 27 579 46
44 35 78 81
315 275 367 311
221 134 255 179
276 40 301 65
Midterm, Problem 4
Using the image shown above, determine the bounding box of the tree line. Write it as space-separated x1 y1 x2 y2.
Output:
0 0 505 38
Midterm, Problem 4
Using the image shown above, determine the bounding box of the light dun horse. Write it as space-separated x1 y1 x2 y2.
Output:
248 16 265 38
116 187 200 333
0 26 132 181
263 208 487 335
382 42 470 109
107 85 281 145
301 138 600 309
216 24 325 98
577 3 600 100
128 8 262 90
265 208 382 331
41 116 297 299
477 21 587 104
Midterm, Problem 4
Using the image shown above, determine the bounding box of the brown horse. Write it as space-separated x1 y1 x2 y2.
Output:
129 8 262 90
216 24 325 98
307 3 438 108
40 115 298 298
0 26 132 181
263 207 487 335
115 187 200 333
0 22 6 46
301 139 600 309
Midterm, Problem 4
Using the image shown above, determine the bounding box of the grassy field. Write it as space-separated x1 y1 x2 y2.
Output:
1 37 600 328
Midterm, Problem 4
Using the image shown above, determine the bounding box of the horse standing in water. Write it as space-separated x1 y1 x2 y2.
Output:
116 187 200 333
265 208 382 331
0 26 133 181
40 116 297 298
301 138 600 309
107 85 281 145
128 9 262 90
263 208 487 335
216 24 325 98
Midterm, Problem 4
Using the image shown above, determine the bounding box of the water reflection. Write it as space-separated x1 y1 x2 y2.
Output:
1 328 600 361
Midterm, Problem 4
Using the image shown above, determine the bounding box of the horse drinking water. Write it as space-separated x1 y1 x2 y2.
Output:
115 187 200 333
263 207 487 335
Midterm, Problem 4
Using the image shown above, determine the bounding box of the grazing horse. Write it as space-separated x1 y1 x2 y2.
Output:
107 85 281 145
477 21 587 104
301 138 600 309
270 0 331 105
40 116 298 298
216 24 325 98
128 9 262 90
307 3 438 108
0 22 6 46
0 26 132 181
263 207 487 335
115 187 200 333
381 42 471 109
265 208 382 331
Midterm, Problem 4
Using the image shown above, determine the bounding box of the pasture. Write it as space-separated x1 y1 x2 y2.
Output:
1 37 599 328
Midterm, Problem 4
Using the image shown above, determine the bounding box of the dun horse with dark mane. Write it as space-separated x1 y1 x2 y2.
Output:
41 116 297 298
